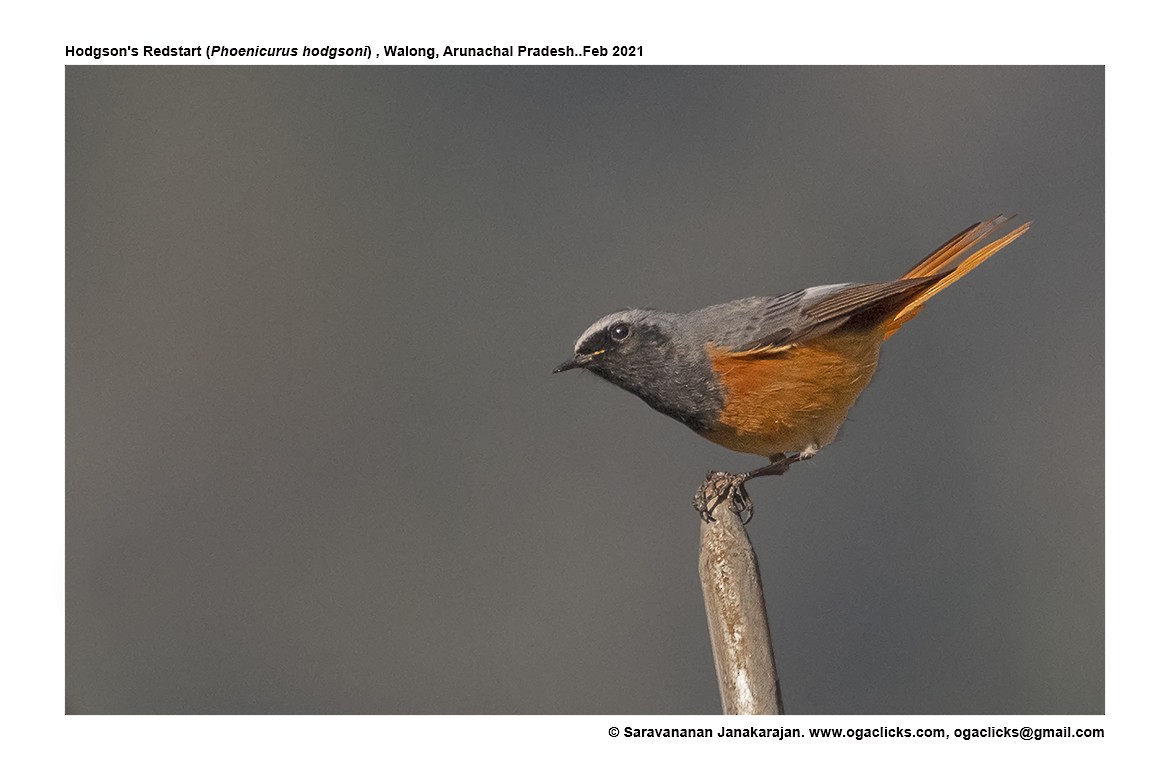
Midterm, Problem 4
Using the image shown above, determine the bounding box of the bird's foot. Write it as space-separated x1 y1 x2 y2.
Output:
693 449 815 524
693 471 754 524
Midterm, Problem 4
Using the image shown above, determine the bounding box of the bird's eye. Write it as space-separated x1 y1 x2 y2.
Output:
609 323 630 341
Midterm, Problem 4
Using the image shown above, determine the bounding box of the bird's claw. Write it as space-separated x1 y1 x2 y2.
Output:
693 471 754 524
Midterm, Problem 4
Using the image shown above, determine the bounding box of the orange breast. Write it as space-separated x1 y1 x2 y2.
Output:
703 329 884 457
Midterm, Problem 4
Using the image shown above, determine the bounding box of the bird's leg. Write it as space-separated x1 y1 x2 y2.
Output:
693 448 817 524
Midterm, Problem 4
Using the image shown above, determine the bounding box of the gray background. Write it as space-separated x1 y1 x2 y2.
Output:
66 66 1103 714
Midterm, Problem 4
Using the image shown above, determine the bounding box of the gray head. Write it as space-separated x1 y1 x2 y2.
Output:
553 308 724 433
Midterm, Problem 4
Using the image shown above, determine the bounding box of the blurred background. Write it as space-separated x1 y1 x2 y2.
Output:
66 66 1102 714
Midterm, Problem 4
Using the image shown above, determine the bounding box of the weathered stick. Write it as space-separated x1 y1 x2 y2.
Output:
696 473 783 715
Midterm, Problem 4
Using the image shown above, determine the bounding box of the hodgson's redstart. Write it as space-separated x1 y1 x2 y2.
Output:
554 214 1031 520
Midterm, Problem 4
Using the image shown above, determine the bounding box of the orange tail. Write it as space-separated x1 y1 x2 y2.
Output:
884 214 1031 338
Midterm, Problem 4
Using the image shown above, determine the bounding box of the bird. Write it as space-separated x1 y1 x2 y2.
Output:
553 214 1031 521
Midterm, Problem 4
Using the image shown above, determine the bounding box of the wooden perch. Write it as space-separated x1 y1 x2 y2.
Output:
696 472 783 715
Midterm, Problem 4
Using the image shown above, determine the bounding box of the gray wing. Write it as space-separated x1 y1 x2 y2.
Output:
705 277 944 352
